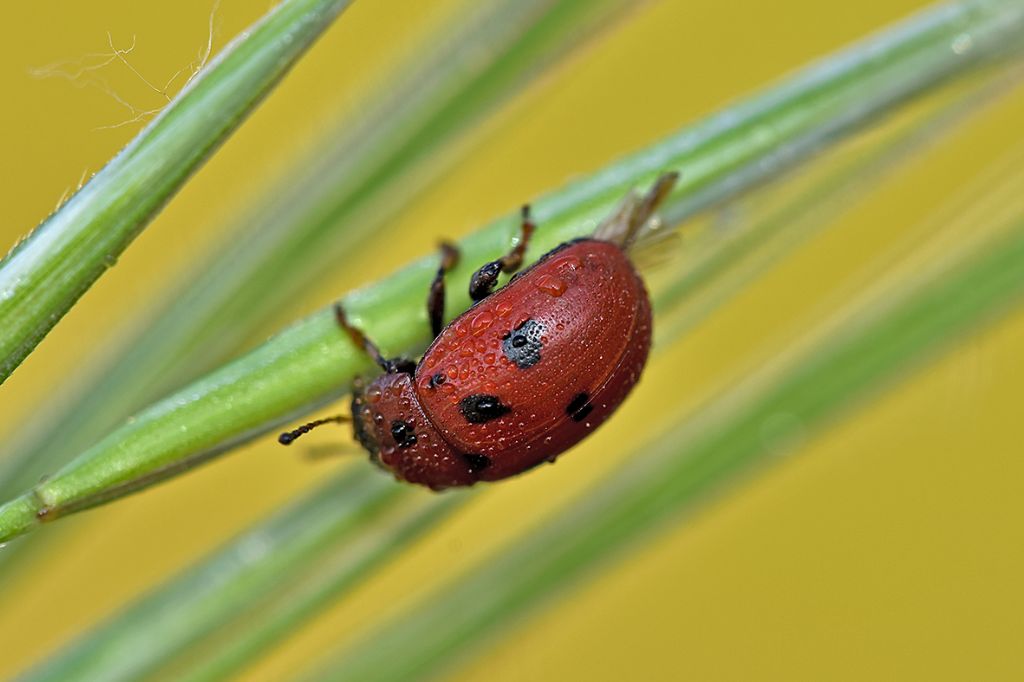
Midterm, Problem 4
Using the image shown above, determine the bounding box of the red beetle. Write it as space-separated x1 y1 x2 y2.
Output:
280 172 677 489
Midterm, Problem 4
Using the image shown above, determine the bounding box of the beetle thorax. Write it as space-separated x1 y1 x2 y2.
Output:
350 372 478 490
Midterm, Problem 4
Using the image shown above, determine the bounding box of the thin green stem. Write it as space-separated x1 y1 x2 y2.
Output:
654 66 1017 344
172 494 466 682
14 467 408 682
0 0 353 385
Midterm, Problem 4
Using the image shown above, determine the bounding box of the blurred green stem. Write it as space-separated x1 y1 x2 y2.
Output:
654 66 1017 344
0 0 1022 543
15 466 463 682
0 0 353 386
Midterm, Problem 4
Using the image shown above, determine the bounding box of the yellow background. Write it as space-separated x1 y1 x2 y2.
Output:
2 0 1023 679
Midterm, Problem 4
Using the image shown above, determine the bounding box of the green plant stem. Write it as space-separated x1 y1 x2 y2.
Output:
173 494 465 682
13 466 463 682
0 0 353 386
654 67 1016 345
311 214 1024 681
0 0 1021 543
0 0 637 505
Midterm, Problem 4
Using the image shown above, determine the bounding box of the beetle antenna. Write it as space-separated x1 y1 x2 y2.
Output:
278 415 349 445
594 171 679 250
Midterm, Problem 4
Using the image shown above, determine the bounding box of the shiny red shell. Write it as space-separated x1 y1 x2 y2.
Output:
351 238 651 490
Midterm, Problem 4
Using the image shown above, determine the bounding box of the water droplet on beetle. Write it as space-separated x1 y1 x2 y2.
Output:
471 311 494 335
536 274 567 297
552 255 582 271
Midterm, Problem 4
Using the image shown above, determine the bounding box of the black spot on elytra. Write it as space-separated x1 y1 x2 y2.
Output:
463 453 491 473
501 318 545 369
459 394 510 424
390 419 417 448
428 372 446 389
566 392 593 422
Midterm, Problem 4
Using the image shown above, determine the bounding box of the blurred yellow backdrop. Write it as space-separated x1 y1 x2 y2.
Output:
2 0 1023 680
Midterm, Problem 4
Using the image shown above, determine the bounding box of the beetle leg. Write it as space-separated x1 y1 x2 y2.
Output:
469 204 536 301
427 241 461 338
501 204 536 273
593 171 679 250
334 303 415 374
